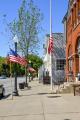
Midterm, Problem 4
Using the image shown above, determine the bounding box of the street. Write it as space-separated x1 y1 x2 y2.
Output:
0 77 27 95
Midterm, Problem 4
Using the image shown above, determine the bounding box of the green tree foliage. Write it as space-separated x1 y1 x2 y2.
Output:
2 1 43 78
8 0 43 83
0 57 6 75
28 54 43 71
0 54 43 76
0 57 25 76
8 63 25 77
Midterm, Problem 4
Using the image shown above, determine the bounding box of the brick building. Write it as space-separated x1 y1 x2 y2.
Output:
63 0 80 81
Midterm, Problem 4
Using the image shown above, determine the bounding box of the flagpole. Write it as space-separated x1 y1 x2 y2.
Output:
50 0 53 90
50 0 52 36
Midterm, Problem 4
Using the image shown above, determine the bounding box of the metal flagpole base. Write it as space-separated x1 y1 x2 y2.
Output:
50 86 53 91
25 82 28 87
13 90 19 96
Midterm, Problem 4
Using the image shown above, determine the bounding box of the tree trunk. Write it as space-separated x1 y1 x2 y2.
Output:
25 48 28 87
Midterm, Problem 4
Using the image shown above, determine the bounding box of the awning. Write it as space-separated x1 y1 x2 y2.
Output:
28 67 36 73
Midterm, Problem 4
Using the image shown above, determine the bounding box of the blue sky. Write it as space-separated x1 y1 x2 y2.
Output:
0 0 68 57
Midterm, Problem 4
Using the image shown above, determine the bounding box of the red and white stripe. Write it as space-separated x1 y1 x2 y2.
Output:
9 55 19 63
17 56 27 66
9 55 27 66
48 35 53 54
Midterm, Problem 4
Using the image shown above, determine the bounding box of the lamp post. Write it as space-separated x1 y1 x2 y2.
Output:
13 35 19 96
29 60 31 67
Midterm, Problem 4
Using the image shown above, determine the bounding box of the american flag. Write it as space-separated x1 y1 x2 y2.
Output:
48 35 53 54
28 67 36 73
17 55 27 66
8 49 27 66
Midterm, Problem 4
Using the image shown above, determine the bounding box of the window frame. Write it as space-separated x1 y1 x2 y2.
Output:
56 59 66 70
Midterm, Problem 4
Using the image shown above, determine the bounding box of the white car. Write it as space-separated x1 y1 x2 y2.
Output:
0 84 5 97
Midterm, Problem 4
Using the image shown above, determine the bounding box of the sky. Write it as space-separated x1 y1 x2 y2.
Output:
0 0 68 57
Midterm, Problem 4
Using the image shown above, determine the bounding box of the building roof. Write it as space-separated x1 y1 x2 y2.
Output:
62 0 74 22
62 12 68 23
53 33 65 58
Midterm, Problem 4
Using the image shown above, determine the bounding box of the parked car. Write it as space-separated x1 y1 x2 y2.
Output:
0 84 5 97
0 75 6 79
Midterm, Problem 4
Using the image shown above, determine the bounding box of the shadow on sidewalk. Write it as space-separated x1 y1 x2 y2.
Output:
37 92 49 95
47 95 61 98
19 92 51 97
64 119 71 120
19 86 31 91
19 93 37 97
0 94 11 100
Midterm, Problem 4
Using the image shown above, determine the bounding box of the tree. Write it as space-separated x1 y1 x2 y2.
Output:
9 0 43 55
0 57 6 75
8 0 43 85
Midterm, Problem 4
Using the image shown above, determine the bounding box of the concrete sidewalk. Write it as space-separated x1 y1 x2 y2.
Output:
0 80 80 120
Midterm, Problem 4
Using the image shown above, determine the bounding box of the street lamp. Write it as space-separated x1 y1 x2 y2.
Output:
29 60 31 67
13 35 19 96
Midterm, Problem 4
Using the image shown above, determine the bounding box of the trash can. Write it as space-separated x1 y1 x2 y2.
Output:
19 82 25 89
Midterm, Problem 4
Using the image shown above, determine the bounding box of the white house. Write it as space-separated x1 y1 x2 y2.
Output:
43 33 66 84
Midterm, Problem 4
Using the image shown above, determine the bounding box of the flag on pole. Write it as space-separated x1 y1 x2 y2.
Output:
49 0 53 90
48 34 53 54
8 49 19 63
28 67 36 73
17 55 27 66
8 48 27 66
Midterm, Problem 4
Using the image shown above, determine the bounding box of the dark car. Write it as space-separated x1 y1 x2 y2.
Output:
0 75 6 79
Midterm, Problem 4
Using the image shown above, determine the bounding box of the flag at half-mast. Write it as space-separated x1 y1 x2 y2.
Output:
48 34 53 54
8 48 27 66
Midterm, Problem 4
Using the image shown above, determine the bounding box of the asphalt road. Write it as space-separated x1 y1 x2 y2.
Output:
0 77 27 95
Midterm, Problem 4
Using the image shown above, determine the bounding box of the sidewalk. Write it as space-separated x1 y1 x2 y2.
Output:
0 79 80 120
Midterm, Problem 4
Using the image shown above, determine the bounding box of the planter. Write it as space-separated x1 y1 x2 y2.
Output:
43 76 50 84
19 82 25 89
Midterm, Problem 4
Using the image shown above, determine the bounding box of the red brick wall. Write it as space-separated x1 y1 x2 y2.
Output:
66 0 80 81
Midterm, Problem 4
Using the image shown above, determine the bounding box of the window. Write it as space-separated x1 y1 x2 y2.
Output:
56 59 66 70
73 7 75 27
78 0 80 21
